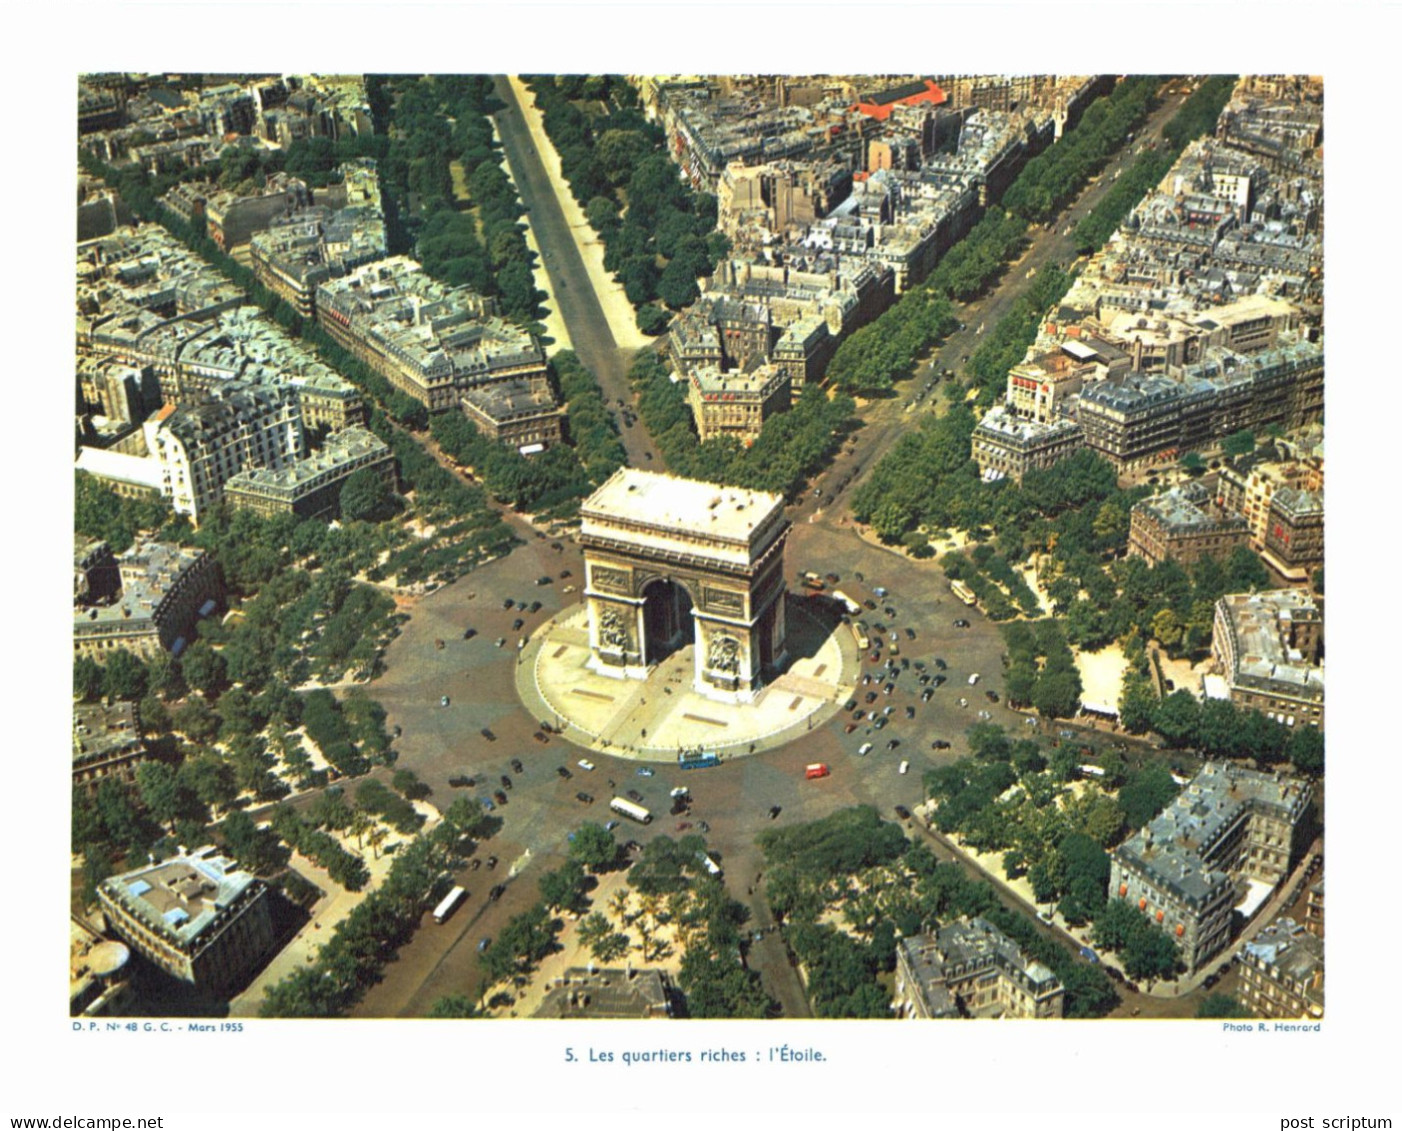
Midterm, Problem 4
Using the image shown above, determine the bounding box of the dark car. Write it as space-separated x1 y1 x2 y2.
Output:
825 572 840 584
448 775 475 788
865 691 878 704
931 739 951 750
886 739 900 750
844 699 858 712
905 627 916 640
486 855 498 870
528 601 542 614
863 598 878 610
576 791 593 804
626 789 644 803
986 690 1000 703
953 619 970 628
500 775 513 790
534 731 549 744
512 618 524 631
768 806 782 820
557 766 572 779
934 658 947 670
510 758 524 773
921 689 933 703
463 627 477 640
1203 974 1219 990
884 606 897 618
536 575 553 586
503 598 515 609
559 569 572 578
480 727 496 741
905 706 916 720
494 790 508 805
874 717 887 730
844 722 859 734
894 805 912 820
488 884 506 902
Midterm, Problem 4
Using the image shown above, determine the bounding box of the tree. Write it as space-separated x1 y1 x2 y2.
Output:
1153 689 1201 748
1121 920 1180 982
73 656 105 702
178 753 237 814
1119 674 1157 734
428 994 480 1018
1118 766 1179 829
1287 726 1324 775
1221 429 1256 459
538 861 588 914
340 468 397 522
135 762 183 833
636 303 670 336
1197 993 1251 1019
102 649 150 702
180 641 227 698
567 822 618 873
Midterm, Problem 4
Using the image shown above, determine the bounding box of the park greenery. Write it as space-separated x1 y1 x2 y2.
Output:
758 806 1118 1018
1001 619 1084 718
522 75 728 326
628 350 857 499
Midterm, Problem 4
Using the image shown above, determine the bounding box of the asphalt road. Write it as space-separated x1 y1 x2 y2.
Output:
490 77 659 469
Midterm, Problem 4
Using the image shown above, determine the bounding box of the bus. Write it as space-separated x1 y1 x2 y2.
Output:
831 590 860 615
697 852 722 877
1078 764 1107 779
610 797 653 824
433 886 466 924
850 621 871 650
805 763 831 780
678 749 721 770
950 579 977 606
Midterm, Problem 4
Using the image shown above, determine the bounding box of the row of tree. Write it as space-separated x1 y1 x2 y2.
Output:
523 76 728 326
1122 686 1323 774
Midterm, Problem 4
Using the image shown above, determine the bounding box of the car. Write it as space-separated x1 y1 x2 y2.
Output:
440 695 450 707
575 791 594 804
533 731 549 744
626 789 644 803
931 739 951 750
863 598 877 610
512 618 524 631
556 766 572 779
959 697 969 708
697 820 710 833
865 691 877 704
905 627 916 640
486 855 498 870
1037 910 1055 925
894 805 912 820
494 790 508 805
636 766 655 777
825 572 840 584
934 658 947 670
676 821 692 831
562 585 575 593
884 605 897 618
1079 946 1100 964
844 698 858 712
884 683 895 695
857 742 874 756
500 774 513 789
480 797 495 811
873 586 889 598
1203 974 1219 989
536 575 553 586
768 805 782 819
480 727 496 741
604 820 620 831
886 739 900 750
906 706 916 720
921 689 933 703
477 937 491 952
844 722 859 734
953 619 970 629
986 690 999 703
528 601 542 614
503 598 515 610
578 759 595 771
977 709 992 721
559 569 572 578
488 884 506 902
463 627 477 640
968 673 981 685
495 637 507 648
448 775 475 788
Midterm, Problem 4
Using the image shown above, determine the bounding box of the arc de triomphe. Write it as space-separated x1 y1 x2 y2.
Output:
578 469 789 703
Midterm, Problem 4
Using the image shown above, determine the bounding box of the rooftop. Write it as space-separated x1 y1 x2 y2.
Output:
580 469 785 556
100 848 261 950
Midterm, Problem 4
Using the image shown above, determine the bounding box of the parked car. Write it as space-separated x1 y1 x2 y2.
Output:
636 767 655 777
886 739 900 750
986 690 1000 703
768 805 782 819
500 775 513 790
931 740 951 750
448 775 474 788
503 598 514 609
480 727 495 741
463 627 477 640
578 759 596 771
536 575 553 586
626 789 644 803
533 731 549 744
528 601 542 613
894 805 912 820
953 619 970 629
440 695 450 707
604 820 620 831
512 618 524 631
477 936 491 951
493 790 508 805
575 791 594 804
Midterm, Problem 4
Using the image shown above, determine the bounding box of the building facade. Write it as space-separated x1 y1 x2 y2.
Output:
460 379 565 455
579 470 790 702
686 363 792 445
894 917 1064 1019
1212 590 1324 729
73 700 148 794
223 425 396 521
1239 916 1324 1019
971 408 1084 483
1127 482 1250 566
98 848 275 997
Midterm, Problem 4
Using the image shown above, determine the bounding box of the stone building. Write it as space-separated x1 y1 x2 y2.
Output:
686 363 792 445
73 700 148 794
1108 762 1311 973
460 378 565 455
894 917 1064 1019
534 967 672 1019
1260 486 1323 582
1127 482 1250 566
1239 916 1323 1019
98 848 275 998
579 470 789 702
223 425 396 521
971 408 1084 483
1212 590 1323 729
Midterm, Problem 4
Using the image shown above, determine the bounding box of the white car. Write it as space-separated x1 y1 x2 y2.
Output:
968 673 980 685
577 759 596 771
858 742 874 756
898 760 910 775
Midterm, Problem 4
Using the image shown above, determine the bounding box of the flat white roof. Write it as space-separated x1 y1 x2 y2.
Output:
581 469 783 546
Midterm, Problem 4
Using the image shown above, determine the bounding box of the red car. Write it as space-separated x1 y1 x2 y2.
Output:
677 821 693 831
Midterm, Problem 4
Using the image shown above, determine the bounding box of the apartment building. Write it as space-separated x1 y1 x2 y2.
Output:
1260 486 1324 581
1109 762 1311 973
687 363 792 445
971 408 1084 483
1212 590 1324 729
72 700 148 794
1239 916 1323 1019
98 849 275 998
1127 481 1250 566
460 379 565 455
894 917 1064 1019
223 425 396 521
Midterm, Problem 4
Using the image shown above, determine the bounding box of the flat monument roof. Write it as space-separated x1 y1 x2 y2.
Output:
581 469 784 546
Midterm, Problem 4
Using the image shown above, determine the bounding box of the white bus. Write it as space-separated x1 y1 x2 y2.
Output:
433 886 466 924
697 852 722 877
609 797 653 824
950 579 977 606
831 590 861 615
